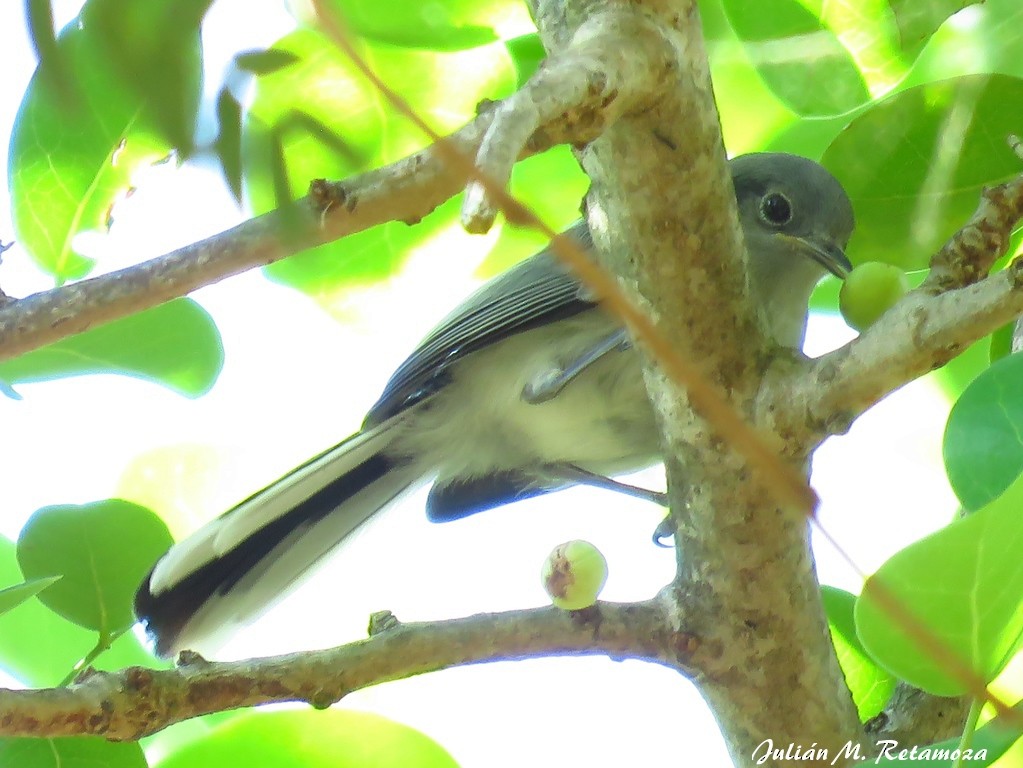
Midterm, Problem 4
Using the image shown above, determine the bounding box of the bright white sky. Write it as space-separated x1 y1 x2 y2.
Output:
0 2 961 766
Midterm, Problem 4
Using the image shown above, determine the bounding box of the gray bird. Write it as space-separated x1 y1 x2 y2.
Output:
135 152 855 656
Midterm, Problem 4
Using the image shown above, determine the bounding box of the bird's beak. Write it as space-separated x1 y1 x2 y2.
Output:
780 233 852 279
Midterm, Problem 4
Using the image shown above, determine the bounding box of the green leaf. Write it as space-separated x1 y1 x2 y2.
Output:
721 0 871 116
309 0 532 51
0 537 157 686
0 737 147 768
855 474 1023 696
79 0 209 152
0 576 61 617
155 709 459 768
0 298 224 398
823 74 1023 270
9 28 166 280
888 0 981 53
943 352 1023 511
989 322 1015 364
17 500 173 636
504 33 545 87
871 704 1023 766
245 29 515 296
821 586 896 720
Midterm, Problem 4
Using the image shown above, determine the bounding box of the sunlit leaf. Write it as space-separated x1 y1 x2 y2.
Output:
17 500 173 635
855 474 1023 696
821 586 896 720
307 0 534 51
9 27 169 280
823 74 1023 269
0 738 147 768
888 0 981 53
722 0 871 116
0 299 224 398
116 443 233 538
156 709 459 768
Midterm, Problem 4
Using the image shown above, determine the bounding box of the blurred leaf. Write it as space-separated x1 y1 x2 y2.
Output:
0 576 61 617
0 738 147 768
943 352 1023 510
80 0 209 152
116 443 232 538
0 537 158 686
17 500 173 635
477 146 588 277
245 29 514 296
721 0 871 116
155 709 459 768
215 89 244 201
824 74 1023 269
505 33 545 88
9 25 171 280
823 0 908 95
889 0 981 53
855 473 1023 696
234 48 301 75
899 0 1023 97
310 0 533 51
821 586 896 720
0 299 224 398
989 321 1015 364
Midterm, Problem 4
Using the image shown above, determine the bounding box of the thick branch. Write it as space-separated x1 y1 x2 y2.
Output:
0 601 685 740
867 684 971 749
534 0 862 764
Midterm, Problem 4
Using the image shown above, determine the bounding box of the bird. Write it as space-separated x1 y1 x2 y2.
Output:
135 152 855 657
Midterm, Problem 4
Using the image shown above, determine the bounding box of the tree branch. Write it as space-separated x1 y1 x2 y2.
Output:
777 169 1023 443
0 601 686 740
0 101 604 364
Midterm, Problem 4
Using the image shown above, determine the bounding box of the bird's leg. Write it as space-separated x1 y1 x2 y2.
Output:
546 463 676 547
522 329 630 404
546 463 666 504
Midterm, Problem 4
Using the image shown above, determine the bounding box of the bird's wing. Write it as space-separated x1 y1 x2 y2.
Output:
364 222 599 425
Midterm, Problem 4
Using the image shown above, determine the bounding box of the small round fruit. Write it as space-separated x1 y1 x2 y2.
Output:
839 261 910 332
541 540 608 610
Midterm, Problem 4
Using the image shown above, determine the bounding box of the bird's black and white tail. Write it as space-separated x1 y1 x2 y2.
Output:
134 421 420 657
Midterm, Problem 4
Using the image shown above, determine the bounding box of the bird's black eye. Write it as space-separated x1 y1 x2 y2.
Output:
759 192 792 227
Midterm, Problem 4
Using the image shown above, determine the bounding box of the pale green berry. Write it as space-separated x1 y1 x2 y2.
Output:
839 261 910 332
541 540 608 610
